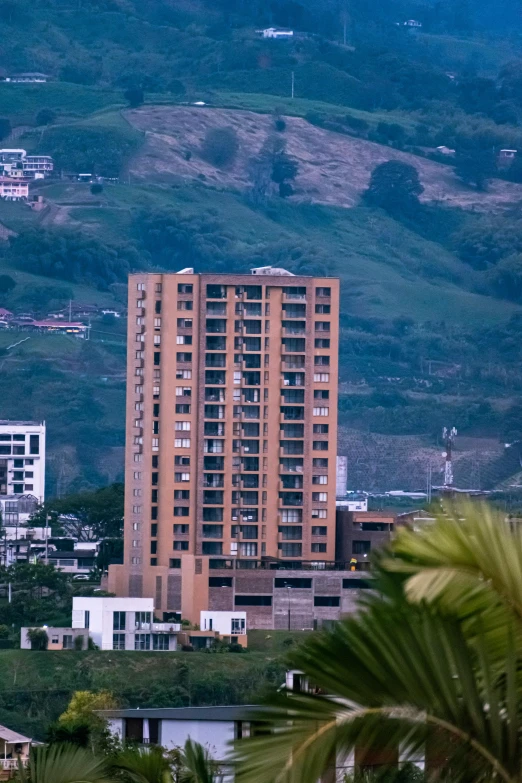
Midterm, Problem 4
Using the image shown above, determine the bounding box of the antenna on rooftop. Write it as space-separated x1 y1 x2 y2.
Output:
442 426 457 488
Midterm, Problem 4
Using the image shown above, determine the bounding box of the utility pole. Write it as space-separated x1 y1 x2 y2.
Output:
426 461 432 504
69 299 72 323
44 513 49 565
291 71 295 99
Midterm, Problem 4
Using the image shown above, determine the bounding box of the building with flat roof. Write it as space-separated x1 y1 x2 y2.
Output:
0 421 45 506
109 268 339 623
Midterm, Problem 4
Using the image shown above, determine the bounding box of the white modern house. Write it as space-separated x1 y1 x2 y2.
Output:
72 596 181 651
0 420 46 507
200 611 246 636
256 27 294 38
101 705 262 763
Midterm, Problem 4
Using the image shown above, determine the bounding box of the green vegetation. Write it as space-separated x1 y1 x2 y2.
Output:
0 648 286 739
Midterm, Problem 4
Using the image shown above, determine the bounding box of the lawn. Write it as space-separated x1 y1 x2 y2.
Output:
0 83 123 126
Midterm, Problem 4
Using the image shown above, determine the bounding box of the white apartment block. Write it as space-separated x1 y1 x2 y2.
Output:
0 421 46 522
72 596 181 651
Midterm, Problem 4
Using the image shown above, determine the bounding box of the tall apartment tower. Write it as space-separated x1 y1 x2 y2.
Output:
109 268 339 620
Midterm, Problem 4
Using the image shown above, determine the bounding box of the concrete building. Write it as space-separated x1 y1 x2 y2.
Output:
335 509 396 564
109 268 339 624
0 178 28 200
256 27 294 38
0 421 46 504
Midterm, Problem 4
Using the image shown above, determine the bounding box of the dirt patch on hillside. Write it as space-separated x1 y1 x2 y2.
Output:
125 106 522 211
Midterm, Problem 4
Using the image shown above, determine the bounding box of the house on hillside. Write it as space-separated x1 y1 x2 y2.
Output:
0 178 28 200
0 725 32 779
8 73 50 83
256 27 294 38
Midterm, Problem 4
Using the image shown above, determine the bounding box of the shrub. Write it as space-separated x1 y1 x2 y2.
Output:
181 644 194 652
74 635 85 651
0 273 16 294
36 108 57 126
344 115 369 133
274 117 286 132
228 642 245 653
90 183 103 194
200 127 239 168
124 86 144 108
27 628 49 650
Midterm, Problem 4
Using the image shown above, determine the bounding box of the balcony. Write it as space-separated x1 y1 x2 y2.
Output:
151 622 181 633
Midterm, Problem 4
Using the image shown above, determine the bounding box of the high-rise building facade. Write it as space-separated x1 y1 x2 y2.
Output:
109 268 339 620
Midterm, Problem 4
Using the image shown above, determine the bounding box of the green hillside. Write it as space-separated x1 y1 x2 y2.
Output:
0 0 520 491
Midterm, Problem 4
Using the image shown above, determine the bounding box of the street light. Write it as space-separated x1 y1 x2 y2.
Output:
287 585 291 631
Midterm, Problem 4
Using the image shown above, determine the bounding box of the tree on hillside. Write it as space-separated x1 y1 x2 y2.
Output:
454 147 496 191
60 690 119 725
0 273 16 295
124 86 144 108
0 118 11 142
200 127 239 168
36 108 57 126
271 151 299 198
364 160 423 213
488 253 522 301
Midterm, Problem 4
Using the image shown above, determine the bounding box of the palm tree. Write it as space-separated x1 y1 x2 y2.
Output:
234 503 522 783
111 745 171 783
179 739 222 783
16 743 111 783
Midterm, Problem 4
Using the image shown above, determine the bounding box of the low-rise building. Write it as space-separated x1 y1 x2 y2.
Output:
0 724 32 778
0 178 28 200
256 27 294 38
335 509 396 565
44 548 97 575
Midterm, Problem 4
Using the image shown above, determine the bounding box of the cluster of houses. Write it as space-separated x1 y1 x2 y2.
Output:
0 149 54 201
0 303 123 337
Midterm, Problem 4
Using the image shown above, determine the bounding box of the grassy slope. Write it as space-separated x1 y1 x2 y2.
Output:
0 649 286 739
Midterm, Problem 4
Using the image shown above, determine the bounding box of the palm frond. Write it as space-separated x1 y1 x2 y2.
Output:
180 740 220 783
27 743 111 783
112 745 171 783
235 601 521 783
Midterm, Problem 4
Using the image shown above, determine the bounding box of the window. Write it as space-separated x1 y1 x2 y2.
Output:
63 635 73 650
314 356 330 366
312 492 328 502
133 489 143 497
235 595 272 606
177 369 192 379
134 633 151 651
311 543 327 553
177 352 192 362
178 318 193 328
178 300 193 310
153 634 169 651
202 542 223 555
203 507 223 521
132 505 142 514
175 472 190 482
178 283 193 293
113 633 125 650
113 611 126 630
278 526 302 540
314 596 339 606
202 524 223 538
343 578 370 589
170 559 181 568
315 339 330 348
281 509 302 523
175 438 191 448
29 435 39 454
239 542 258 557
312 508 327 518
315 304 331 313
174 489 190 500
313 458 328 468
313 424 329 433
352 540 371 555
132 540 140 548
315 321 330 332
155 300 162 314
312 526 327 536
316 287 331 296
313 407 329 416
279 543 302 557
274 577 312 588
131 557 141 564
175 421 191 431
154 317 161 328
51 635 59 644
207 284 227 298
174 507 190 517
155 283 162 293
137 282 146 291
174 541 189 551
132 522 141 531
312 475 328 484
314 389 329 400
176 335 192 345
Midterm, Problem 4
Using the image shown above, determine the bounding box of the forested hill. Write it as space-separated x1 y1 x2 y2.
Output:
1 0 522 493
